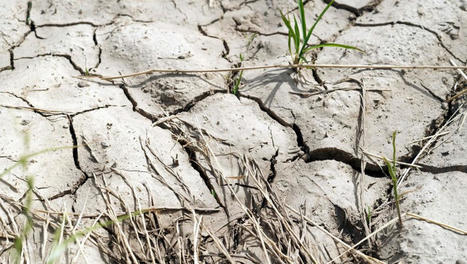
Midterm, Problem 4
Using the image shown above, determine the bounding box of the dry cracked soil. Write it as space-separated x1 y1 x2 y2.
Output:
0 0 466 263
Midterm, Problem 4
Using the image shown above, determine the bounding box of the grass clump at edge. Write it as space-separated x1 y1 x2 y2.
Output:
383 131 403 228
280 0 363 66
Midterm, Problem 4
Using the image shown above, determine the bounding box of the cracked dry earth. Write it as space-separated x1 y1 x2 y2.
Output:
0 0 466 263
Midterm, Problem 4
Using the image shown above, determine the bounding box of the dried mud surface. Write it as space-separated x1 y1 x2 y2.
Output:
0 0 466 263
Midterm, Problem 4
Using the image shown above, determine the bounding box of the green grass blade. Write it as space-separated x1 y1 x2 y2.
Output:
383 158 397 182
298 0 307 41
392 131 397 169
1 146 76 179
288 31 292 56
47 211 144 264
280 11 298 56
302 42 364 54
293 16 300 54
300 0 335 58
280 11 293 32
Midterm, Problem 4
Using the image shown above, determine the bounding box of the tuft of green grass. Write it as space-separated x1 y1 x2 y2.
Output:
383 131 403 228
13 176 34 264
46 211 142 264
1 143 143 263
232 54 244 96
280 0 363 66
26 1 32 25
0 146 76 180
0 144 76 263
365 206 372 225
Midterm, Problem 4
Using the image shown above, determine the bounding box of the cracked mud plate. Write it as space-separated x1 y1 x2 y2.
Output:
0 0 466 263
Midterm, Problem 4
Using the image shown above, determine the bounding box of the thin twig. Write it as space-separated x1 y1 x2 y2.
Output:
326 214 405 264
397 104 464 186
361 150 422 168
408 132 450 144
449 59 467 81
286 205 385 264
446 60 467 102
447 89 467 102
200 221 235 263
192 210 202 264
289 87 389 97
407 212 467 235
78 64 467 81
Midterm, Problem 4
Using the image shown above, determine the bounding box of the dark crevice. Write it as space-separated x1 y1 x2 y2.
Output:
113 13 153 24
324 0 384 17
391 69 446 103
91 28 102 70
292 122 383 177
48 116 89 200
267 149 279 183
8 49 15 70
333 204 366 245
15 53 85 74
1 92 117 118
0 65 12 72
30 21 45 39
168 90 225 116
418 164 467 174
312 68 324 86
234 27 287 37
219 2 228 13
240 85 465 177
395 79 466 179
232 17 287 37
68 115 86 177
119 83 158 122
324 0 360 17
161 90 290 130
36 21 104 28
239 94 291 127
304 146 467 176
199 17 223 28
420 83 445 103
355 21 465 63
70 104 118 117
292 123 310 155
305 147 385 177
197 24 209 36
310 53 325 85
24 2 44 39
178 138 226 212
220 0 258 12
34 14 149 29
222 39 231 62
0 92 50 118
6 30 34 71
197 24 231 62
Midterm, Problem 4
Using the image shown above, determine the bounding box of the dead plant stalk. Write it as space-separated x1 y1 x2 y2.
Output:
79 64 467 81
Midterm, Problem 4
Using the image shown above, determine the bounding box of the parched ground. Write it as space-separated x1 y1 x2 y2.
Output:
0 0 466 263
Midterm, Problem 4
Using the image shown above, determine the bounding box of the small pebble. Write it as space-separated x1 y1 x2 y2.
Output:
101 142 110 149
77 81 89 88
21 120 30 126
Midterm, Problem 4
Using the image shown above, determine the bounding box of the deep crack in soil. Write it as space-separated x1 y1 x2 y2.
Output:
48 116 89 200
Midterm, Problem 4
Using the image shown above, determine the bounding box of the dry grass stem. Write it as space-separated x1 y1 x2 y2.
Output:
77 64 467 81
450 59 467 81
407 213 467 235
361 150 422 168
326 214 406 264
397 104 464 186
286 204 384 264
